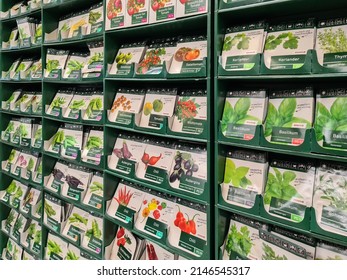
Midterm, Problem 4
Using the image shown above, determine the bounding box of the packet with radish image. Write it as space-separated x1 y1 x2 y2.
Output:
16 150 38 180
46 88 75 116
107 180 146 225
105 0 125 30
81 212 103 256
62 206 89 245
44 233 69 260
135 139 175 185
46 160 70 193
315 242 347 260
149 0 176 24
82 172 104 211
144 241 175 260
221 149 268 209
176 0 208 18
108 133 146 175
10 149 33 176
139 88 177 130
135 190 176 240
108 88 146 125
168 199 207 258
169 36 207 75
168 143 207 196
64 88 92 120
170 89 207 135
125 0 149 28
60 124 83 160
81 128 104 164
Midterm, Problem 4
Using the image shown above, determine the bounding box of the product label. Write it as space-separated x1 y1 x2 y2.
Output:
87 194 103 209
87 236 102 255
115 111 133 125
148 115 165 129
116 205 135 223
145 166 166 184
47 217 61 232
131 12 147 25
271 127 306 145
115 158 135 174
66 225 83 243
144 217 166 239
227 186 257 207
323 130 347 149
270 55 306 70
225 55 257 70
179 175 205 195
323 53 347 67
111 16 125 28
321 206 347 232
269 197 306 222
181 60 204 73
179 231 205 257
117 244 132 260
157 6 174 21
226 124 257 140
185 0 207 14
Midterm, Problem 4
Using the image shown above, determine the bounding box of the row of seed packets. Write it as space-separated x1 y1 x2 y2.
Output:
0 0 41 20
106 180 207 258
2 89 42 115
2 57 42 80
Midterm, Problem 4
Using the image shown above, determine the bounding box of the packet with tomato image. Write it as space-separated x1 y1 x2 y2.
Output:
143 241 175 260
108 133 147 175
138 88 178 130
134 190 176 240
167 199 207 258
176 0 208 18
169 89 207 135
106 180 146 225
169 35 208 75
168 143 207 196
106 0 126 30
135 139 176 185
108 88 146 126
149 0 176 24
136 38 177 75
125 0 149 28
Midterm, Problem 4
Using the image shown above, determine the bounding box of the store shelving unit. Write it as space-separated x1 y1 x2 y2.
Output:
214 0 347 259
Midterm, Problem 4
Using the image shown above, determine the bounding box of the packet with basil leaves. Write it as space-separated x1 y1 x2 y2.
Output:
313 162 347 237
221 22 266 72
82 172 104 211
263 158 315 223
60 124 83 160
315 242 347 260
45 49 69 78
221 149 268 209
83 40 104 78
46 160 70 193
46 88 74 116
63 52 88 79
264 88 314 146
221 90 267 140
314 88 347 150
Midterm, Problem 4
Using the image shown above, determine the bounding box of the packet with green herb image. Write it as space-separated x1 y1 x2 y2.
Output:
20 187 41 217
56 14 72 40
315 242 347 260
16 17 36 47
31 123 42 149
12 58 34 80
45 126 64 154
106 180 146 224
0 180 21 205
46 160 69 193
167 199 207 258
87 2 103 35
46 88 74 116
83 40 104 78
108 133 147 175
61 164 93 202
83 172 103 211
263 19 315 70
83 89 103 121
11 214 30 243
64 88 92 119
3 239 23 260
263 158 315 223
31 92 43 114
2 58 21 80
264 88 314 146
28 222 42 255
3 28 18 49
136 38 177 75
169 36 207 75
44 48 69 78
222 214 267 260
18 118 34 147
34 22 42 44
221 149 268 209
68 10 90 39
60 124 83 160
8 181 28 210
15 91 35 113
139 88 177 130
313 162 347 237
136 139 176 185
81 212 103 255
108 88 145 125
221 90 267 140
109 42 147 75
63 52 88 79
21 219 39 249
1 119 20 142
44 233 69 260
314 88 347 150
315 18 347 69
168 143 207 196
81 128 103 164
169 90 207 135
32 157 43 185
28 58 42 79
2 209 19 235
2 148 21 173
62 206 89 244
2 89 21 111
221 22 265 72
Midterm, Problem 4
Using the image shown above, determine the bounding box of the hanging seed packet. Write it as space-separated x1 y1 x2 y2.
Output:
60 124 83 160
81 129 103 164
223 214 267 260
81 213 103 256
45 49 69 78
144 241 175 260
63 52 88 79
64 88 92 119
168 199 207 258
125 0 149 27
88 2 104 35
149 0 175 24
264 88 314 146
221 149 268 209
82 172 104 211
314 88 347 150
83 89 103 121
263 158 315 223
221 90 267 140
62 206 89 244
108 88 145 125
139 88 177 130
46 88 74 116
44 233 69 260
313 162 347 237
221 22 266 71
263 19 315 70
83 40 104 78
170 89 207 135
177 0 207 18
315 242 347 260
46 161 69 193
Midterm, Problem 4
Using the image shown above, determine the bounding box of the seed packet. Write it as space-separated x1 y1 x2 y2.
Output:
46 160 70 193
169 36 207 74
105 0 126 30
45 49 69 78
81 212 103 256
65 244 82 260
12 214 30 242
83 40 104 78
170 89 207 135
315 242 347 260
125 0 149 27
68 10 89 38
18 118 34 147
45 126 64 154
149 0 175 24
46 88 74 116
0 180 23 206
2 89 21 111
2 209 19 235
263 19 315 70
34 22 42 44
221 149 268 209
82 172 104 211
44 233 69 260
20 187 41 216
28 58 43 79
16 17 36 47
9 182 28 209
63 52 88 79
31 124 42 149
3 28 18 49
62 206 89 244
22 250 39 260
144 241 175 260
16 91 36 113
57 14 73 40
13 58 34 80
60 124 83 160
2 149 21 173
21 220 40 251
17 151 38 180
3 58 21 80
83 89 103 121
2 119 19 142
81 129 103 164
264 88 314 146
88 2 104 35
32 158 43 185
263 158 315 223
176 0 208 18
64 89 92 119
3 239 23 260
43 194 67 232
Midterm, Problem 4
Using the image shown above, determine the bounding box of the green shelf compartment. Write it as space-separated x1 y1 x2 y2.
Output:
312 50 347 74
217 54 261 76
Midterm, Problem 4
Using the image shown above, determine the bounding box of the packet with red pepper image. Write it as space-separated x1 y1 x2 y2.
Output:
108 133 147 175
168 143 207 197
149 0 176 24
168 199 207 258
138 88 177 131
169 89 207 136
134 190 176 240
135 138 175 186
176 0 208 18
125 0 149 28
143 241 175 260
108 88 146 127
106 180 146 225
